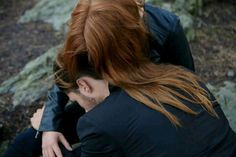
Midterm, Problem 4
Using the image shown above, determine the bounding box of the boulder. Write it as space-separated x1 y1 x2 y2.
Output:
207 81 236 132
19 0 78 31
0 45 61 107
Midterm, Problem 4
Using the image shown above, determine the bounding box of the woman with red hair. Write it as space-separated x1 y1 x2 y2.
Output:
3 0 202 157
48 0 235 156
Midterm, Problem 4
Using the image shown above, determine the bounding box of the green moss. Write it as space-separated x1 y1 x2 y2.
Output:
0 140 9 156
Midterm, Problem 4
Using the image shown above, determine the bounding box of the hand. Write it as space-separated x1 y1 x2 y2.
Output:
30 106 45 130
42 131 73 157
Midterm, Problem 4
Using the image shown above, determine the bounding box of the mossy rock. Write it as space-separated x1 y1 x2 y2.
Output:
0 45 61 107
207 81 236 132
19 0 78 31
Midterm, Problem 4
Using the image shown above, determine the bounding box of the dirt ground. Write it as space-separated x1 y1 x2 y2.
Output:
191 1 236 85
0 0 64 144
0 0 235 146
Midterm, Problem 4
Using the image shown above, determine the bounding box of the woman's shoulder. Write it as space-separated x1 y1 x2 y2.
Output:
78 88 131 122
144 3 180 44
144 3 178 20
77 89 137 139
144 3 179 28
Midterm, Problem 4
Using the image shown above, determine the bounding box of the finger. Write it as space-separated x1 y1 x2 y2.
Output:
43 149 47 157
46 150 50 157
52 144 63 157
36 109 43 116
30 118 37 129
59 135 72 151
42 149 45 157
48 148 56 157
30 117 36 122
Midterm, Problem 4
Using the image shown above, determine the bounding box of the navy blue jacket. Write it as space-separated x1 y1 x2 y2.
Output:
144 4 194 69
77 87 236 157
39 3 195 132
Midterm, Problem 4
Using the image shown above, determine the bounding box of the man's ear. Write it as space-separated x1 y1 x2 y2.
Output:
76 78 92 95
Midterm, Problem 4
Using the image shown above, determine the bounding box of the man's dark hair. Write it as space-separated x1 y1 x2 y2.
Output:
53 52 100 91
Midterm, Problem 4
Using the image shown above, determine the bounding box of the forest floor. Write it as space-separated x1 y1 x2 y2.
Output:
0 0 235 151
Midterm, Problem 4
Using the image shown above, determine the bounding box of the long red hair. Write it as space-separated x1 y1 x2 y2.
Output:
57 0 218 126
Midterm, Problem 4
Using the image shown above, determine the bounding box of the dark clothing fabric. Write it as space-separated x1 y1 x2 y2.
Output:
2 128 42 157
2 103 83 157
76 87 236 157
39 3 195 133
144 4 194 70
2 127 82 157
39 85 70 131
4 89 236 157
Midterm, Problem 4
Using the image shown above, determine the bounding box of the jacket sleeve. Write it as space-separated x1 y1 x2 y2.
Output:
163 18 195 71
77 116 125 157
144 4 195 71
38 85 69 131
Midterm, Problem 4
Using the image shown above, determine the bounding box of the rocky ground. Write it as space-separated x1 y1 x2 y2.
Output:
0 0 64 152
0 0 236 155
191 2 236 85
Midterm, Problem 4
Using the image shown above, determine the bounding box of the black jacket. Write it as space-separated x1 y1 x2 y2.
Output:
39 3 195 131
75 87 236 157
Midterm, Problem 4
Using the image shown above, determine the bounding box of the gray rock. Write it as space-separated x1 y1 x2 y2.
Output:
19 0 78 31
177 13 195 41
0 45 61 107
227 70 235 78
207 81 236 132
173 0 203 14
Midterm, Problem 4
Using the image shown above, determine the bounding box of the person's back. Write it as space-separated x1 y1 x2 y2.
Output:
2 1 197 157
78 87 236 157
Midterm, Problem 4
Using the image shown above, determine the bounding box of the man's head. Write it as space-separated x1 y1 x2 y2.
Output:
54 0 148 111
54 52 110 112
66 76 109 112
